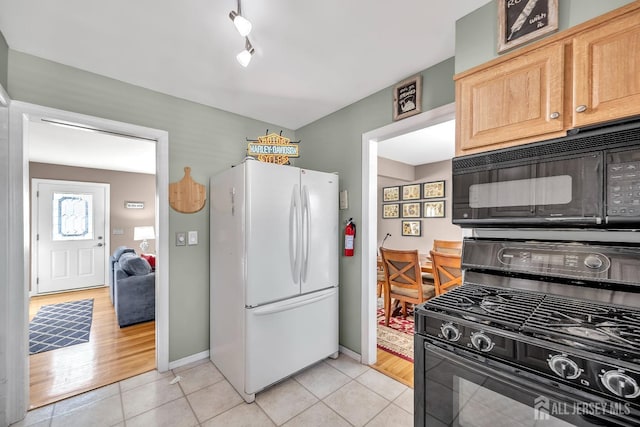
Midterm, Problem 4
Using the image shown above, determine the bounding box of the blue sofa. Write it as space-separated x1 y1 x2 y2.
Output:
111 247 156 327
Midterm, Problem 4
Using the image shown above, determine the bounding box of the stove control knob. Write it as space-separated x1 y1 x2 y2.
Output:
470 332 494 352
440 323 461 342
548 355 582 380
584 255 603 269
600 370 640 399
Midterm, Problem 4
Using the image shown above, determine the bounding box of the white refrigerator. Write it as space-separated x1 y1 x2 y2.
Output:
210 160 339 403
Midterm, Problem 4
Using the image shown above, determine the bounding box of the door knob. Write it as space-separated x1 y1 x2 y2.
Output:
97 243 103 247
549 112 560 119
576 105 587 113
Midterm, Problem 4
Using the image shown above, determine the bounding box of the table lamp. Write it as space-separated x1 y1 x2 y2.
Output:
133 226 155 253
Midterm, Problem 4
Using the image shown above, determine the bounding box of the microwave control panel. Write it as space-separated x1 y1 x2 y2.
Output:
607 157 640 217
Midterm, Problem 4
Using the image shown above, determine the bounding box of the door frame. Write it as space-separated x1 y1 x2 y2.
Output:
31 179 111 296
360 102 455 365
7 101 169 423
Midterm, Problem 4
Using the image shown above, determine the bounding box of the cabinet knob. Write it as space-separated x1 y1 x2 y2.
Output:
576 105 587 113
549 112 560 119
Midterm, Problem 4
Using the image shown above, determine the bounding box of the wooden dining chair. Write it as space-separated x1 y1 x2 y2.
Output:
430 250 463 296
432 240 463 255
379 247 436 326
376 259 385 299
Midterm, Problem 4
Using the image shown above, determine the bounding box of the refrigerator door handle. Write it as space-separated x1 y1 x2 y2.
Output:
251 289 335 315
289 184 302 283
301 186 311 282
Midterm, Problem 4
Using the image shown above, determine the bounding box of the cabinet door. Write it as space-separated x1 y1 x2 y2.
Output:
457 42 565 155
572 10 640 128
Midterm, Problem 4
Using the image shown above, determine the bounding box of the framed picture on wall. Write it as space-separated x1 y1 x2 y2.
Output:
382 203 400 219
423 180 445 199
383 186 400 202
424 200 445 218
402 202 421 218
393 74 422 121
402 184 421 200
498 0 558 53
402 220 422 237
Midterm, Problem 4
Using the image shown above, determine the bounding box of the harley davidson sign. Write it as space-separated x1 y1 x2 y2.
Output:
247 133 299 165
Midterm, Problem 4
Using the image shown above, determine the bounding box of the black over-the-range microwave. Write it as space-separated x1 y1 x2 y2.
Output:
452 118 640 228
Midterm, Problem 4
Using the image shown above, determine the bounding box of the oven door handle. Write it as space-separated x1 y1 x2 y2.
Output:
424 342 636 426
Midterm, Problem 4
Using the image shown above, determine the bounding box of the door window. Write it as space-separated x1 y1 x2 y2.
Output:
52 192 94 240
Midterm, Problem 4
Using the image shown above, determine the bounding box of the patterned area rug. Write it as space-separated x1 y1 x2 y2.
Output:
377 307 414 362
29 299 94 355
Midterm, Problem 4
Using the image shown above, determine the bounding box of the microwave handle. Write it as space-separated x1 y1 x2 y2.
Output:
544 216 603 224
454 217 603 225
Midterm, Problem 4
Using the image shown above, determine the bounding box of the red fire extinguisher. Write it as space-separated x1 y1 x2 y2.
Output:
344 218 356 256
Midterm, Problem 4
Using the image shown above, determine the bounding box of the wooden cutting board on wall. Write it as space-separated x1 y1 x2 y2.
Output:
169 166 206 213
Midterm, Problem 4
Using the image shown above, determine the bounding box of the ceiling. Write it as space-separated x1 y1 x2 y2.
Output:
29 121 156 174
0 0 489 131
378 119 456 166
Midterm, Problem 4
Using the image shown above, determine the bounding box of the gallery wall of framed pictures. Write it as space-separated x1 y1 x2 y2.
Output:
381 179 447 236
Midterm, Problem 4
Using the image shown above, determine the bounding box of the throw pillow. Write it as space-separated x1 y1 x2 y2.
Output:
119 253 152 276
141 253 156 268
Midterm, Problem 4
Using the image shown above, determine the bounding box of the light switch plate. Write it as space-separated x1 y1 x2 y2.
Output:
188 231 198 245
176 232 186 246
339 190 348 209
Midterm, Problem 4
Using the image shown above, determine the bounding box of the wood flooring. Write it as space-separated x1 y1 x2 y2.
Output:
371 348 414 388
29 287 156 409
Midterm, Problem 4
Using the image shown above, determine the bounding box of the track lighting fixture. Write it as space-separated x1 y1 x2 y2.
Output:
236 38 255 67
229 0 252 37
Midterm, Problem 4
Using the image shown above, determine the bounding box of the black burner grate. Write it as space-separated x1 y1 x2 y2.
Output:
524 295 640 350
424 283 544 329
422 284 640 354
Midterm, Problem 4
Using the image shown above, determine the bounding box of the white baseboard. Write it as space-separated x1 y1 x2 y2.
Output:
339 345 361 363
168 350 210 370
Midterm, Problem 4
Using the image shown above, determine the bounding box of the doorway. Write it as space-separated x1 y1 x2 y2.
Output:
6 101 170 419
360 102 456 368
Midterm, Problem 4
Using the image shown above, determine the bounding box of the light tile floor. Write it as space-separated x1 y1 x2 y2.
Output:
12 354 414 427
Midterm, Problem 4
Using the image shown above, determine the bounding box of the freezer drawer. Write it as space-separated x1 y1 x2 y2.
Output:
245 287 339 394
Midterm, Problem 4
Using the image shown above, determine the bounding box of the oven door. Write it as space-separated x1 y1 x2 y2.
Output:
452 152 602 227
416 337 639 427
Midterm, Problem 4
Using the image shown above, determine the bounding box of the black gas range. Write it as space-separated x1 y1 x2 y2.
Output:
414 238 640 427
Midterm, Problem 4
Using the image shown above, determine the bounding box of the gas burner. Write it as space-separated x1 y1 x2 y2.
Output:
450 296 476 308
564 326 615 342
478 294 515 314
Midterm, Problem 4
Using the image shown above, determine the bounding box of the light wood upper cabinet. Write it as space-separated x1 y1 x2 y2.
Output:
572 11 640 128
456 42 565 154
455 2 640 156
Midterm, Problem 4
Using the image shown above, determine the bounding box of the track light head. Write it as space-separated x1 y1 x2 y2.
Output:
229 10 252 37
236 38 255 67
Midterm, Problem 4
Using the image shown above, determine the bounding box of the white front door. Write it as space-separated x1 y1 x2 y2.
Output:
32 179 109 294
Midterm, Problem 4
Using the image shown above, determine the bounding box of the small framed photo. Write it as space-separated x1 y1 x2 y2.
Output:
402 184 421 201
423 201 445 218
382 204 400 219
423 180 445 199
402 220 422 237
393 74 422 121
402 202 421 218
498 0 558 54
383 186 400 202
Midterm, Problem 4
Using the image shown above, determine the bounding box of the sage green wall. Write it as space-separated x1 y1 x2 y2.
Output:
295 58 456 353
0 31 7 90
7 50 295 362
455 0 635 73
